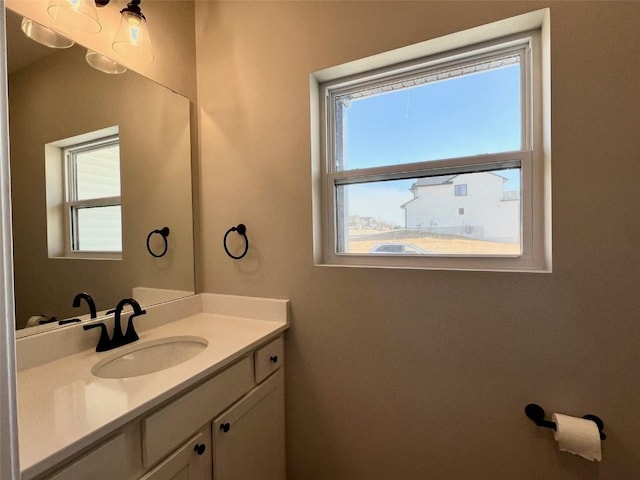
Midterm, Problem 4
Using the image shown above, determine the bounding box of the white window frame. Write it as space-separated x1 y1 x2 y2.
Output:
63 134 122 259
311 9 551 272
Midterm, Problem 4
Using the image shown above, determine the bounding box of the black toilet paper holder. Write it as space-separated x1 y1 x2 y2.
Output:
525 403 606 440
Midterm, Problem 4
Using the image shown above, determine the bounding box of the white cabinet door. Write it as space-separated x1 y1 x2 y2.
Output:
139 427 212 480
213 369 285 480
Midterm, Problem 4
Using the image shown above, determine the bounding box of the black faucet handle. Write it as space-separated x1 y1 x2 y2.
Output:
83 322 112 352
58 318 81 326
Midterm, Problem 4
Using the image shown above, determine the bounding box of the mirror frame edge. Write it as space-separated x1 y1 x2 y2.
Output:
0 1 21 477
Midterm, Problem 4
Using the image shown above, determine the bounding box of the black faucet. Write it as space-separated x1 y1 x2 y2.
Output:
113 298 146 346
73 292 97 319
83 298 147 352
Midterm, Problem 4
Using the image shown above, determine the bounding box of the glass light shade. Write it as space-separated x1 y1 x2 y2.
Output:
86 49 127 74
112 11 154 63
21 18 74 49
47 0 101 34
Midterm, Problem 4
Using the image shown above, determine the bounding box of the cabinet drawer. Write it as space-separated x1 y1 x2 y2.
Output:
46 432 136 480
254 336 284 384
143 356 254 469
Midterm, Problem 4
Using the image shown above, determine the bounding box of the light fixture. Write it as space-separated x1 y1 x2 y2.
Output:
112 0 154 63
20 17 75 49
86 49 127 74
47 0 102 33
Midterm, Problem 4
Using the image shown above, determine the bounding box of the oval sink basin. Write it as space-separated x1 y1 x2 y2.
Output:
92 336 208 379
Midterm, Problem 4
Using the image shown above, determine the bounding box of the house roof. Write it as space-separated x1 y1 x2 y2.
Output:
411 175 457 187
403 171 513 209
410 171 509 190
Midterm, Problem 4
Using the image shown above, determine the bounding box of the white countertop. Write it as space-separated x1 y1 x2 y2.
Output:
17 294 289 479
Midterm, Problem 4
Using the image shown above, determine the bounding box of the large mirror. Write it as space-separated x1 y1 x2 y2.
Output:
5 8 195 335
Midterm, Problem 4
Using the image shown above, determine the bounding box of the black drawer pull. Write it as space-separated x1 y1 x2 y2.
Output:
220 422 231 433
194 443 206 455
270 355 279 363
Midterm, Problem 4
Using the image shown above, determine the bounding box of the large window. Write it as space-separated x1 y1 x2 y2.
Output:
64 135 122 255
312 10 550 271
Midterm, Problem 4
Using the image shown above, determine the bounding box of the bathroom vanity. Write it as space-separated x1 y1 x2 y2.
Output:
16 293 289 480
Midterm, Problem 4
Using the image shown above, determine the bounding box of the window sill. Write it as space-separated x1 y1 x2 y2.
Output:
317 253 550 273
50 252 122 261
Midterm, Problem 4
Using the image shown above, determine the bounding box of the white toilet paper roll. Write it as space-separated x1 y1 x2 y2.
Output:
26 315 47 328
552 413 602 462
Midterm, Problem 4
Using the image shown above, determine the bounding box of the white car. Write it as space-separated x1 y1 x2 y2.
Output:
369 243 428 254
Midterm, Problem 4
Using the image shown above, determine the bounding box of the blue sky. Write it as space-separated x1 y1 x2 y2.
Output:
339 65 522 225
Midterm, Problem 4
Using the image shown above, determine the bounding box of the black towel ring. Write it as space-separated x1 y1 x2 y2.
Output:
223 224 249 260
147 227 170 258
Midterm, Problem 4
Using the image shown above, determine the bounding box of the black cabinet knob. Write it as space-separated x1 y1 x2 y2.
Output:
270 355 279 363
193 444 206 455
220 422 231 433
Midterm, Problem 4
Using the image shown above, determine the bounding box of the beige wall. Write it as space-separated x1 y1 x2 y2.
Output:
9 44 194 328
195 1 640 478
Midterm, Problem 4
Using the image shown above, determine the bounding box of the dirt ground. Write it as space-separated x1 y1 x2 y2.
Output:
347 229 520 255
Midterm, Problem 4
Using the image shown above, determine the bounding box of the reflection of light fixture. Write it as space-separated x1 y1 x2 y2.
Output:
47 0 101 34
112 0 154 63
21 17 75 49
86 49 127 74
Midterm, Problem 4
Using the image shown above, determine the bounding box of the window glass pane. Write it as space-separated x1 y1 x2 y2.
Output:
75 143 120 200
335 56 521 171
337 168 521 256
74 205 122 251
